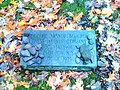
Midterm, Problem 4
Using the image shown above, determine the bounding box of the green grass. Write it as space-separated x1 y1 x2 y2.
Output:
111 9 120 19
57 0 87 18
16 81 52 90
83 72 101 87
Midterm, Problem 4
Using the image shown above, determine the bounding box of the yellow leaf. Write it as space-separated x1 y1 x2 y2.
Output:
0 0 2 4
86 27 92 30
73 12 83 22
0 42 2 47
10 0 18 6
18 21 26 27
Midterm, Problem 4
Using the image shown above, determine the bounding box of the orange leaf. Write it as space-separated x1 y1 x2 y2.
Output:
45 26 55 30
8 23 15 30
57 0 62 5
28 18 40 26
14 30 23 36
44 13 57 20
42 0 52 7
111 5 118 10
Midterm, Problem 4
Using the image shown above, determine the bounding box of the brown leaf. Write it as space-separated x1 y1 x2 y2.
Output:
57 0 62 5
0 71 5 76
29 74 33 80
0 31 5 38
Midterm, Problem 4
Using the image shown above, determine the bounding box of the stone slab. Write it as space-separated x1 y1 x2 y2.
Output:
20 30 97 70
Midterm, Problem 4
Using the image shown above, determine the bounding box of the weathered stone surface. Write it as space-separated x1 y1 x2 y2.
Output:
21 50 30 57
20 30 97 70
35 44 42 50
23 56 33 62
24 43 32 49
23 36 29 44
28 46 36 55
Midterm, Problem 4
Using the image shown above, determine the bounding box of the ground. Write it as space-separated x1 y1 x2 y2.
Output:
0 0 120 90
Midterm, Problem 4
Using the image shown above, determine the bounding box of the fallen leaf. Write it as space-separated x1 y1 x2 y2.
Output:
14 30 23 36
73 12 83 22
64 22 76 30
102 8 113 17
31 0 38 3
111 4 118 10
0 71 5 76
106 72 116 82
29 74 32 80
8 40 17 52
54 19 66 28
41 0 51 7
45 26 55 30
95 9 101 15
10 0 18 6
0 0 2 4
15 45 22 49
0 31 4 38
7 23 15 30
18 81 29 88
56 0 62 5
32 27 46 30
86 27 92 30
44 13 57 20
112 60 119 71
60 79 70 87
28 17 41 26
18 20 26 27
34 2 40 8
67 12 74 17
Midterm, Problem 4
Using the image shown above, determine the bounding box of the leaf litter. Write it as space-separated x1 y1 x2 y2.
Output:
0 0 120 90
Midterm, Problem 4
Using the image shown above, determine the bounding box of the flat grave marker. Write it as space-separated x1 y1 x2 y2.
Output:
20 30 97 70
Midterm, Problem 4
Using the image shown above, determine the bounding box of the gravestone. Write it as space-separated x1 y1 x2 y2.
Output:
20 30 97 70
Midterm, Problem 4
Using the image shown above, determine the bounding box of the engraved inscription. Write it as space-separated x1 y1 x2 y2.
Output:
21 30 97 68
